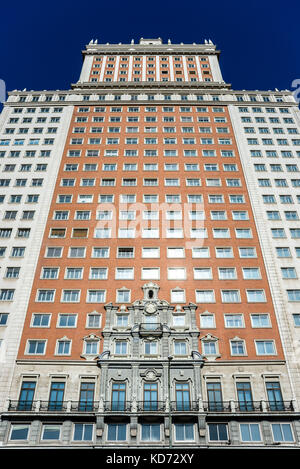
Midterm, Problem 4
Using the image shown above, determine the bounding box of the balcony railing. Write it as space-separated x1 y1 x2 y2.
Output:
265 401 294 412
103 401 132 412
71 401 100 412
170 401 199 412
137 401 166 412
202 401 232 412
6 399 295 413
7 400 98 412
236 401 263 412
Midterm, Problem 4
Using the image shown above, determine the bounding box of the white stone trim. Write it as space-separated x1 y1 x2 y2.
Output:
208 55 223 82
78 55 93 82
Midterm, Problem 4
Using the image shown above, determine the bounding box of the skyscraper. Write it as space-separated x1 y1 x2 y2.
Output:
0 37 300 448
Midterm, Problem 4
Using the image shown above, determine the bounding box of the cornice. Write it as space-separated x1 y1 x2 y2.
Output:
82 45 220 57
7 87 295 98
71 80 231 90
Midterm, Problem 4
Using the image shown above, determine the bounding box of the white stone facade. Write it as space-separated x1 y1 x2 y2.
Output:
0 101 73 410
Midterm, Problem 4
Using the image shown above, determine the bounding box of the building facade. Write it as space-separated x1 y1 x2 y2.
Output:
0 38 300 448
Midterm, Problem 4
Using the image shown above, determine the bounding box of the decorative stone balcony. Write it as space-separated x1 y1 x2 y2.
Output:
138 323 163 336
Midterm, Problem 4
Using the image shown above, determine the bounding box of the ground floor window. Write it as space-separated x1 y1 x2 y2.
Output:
107 423 127 441
174 423 194 441
10 424 29 440
141 423 160 441
240 423 261 442
73 423 94 441
271 423 294 442
208 423 228 441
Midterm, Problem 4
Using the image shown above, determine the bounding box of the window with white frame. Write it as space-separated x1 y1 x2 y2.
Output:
255 340 276 355
271 423 294 442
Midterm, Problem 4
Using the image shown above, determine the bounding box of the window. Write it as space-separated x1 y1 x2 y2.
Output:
194 268 212 280
141 268 160 280
115 268 134 280
236 228 252 238
87 313 101 328
116 314 129 328
37 289 55 302
61 289 80 302
225 314 244 328
42 425 61 440
115 341 128 355
56 339 71 355
117 289 130 303
281 267 297 279
174 424 194 442
94 228 111 239
111 383 126 411
41 267 58 280
65 267 83 280
287 290 300 301
58 314 77 327
10 425 30 441
242 268 261 279
27 339 46 354
89 268 107 280
144 341 158 355
15 380 36 415
172 314 185 327
87 290 105 303
266 381 284 410
239 247 256 258
218 268 236 280
5 267 20 279
117 247 134 258
292 314 300 327
92 247 109 258
75 210 91 220
250 314 271 328
246 290 266 302
107 424 127 441
167 247 185 258
196 290 215 303
240 423 261 442
168 267 186 280
236 381 254 411
69 247 86 258
84 339 99 355
255 340 276 355
175 382 190 411
276 247 291 258
118 228 135 238
49 228 65 238
32 313 51 327
200 314 215 328
290 229 300 239
232 210 248 220
208 423 228 441
221 290 240 303
174 340 187 355
0 313 8 325
230 340 246 355
192 247 210 258
271 424 294 442
46 247 62 258
73 424 94 441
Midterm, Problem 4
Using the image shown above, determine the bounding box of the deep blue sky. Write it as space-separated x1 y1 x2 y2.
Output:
0 0 299 99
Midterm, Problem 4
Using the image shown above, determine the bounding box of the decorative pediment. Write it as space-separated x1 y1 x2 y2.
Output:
83 333 101 341
201 333 219 341
140 368 162 380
